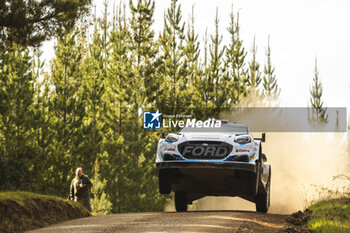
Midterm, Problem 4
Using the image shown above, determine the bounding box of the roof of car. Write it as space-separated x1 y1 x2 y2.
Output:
219 120 248 128
179 120 249 133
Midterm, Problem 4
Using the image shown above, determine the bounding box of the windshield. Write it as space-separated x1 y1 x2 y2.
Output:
179 124 249 134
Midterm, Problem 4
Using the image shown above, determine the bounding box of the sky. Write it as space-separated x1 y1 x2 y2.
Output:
42 0 350 111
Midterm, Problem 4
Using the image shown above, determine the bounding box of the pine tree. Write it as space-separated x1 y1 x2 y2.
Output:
129 0 157 109
81 5 108 169
182 5 201 115
129 0 156 127
32 49 44 146
48 31 86 195
238 36 266 107
104 4 133 213
32 49 53 192
208 8 226 114
195 29 215 118
129 0 157 77
262 36 280 98
225 9 247 105
0 46 37 190
310 57 327 122
0 0 91 47
247 36 261 91
183 6 200 86
159 0 187 116
128 0 169 212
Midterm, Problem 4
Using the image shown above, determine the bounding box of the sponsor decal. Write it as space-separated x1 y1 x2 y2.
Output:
236 148 250 153
164 147 175 151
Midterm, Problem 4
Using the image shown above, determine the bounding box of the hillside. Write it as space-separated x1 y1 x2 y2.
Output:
0 192 90 233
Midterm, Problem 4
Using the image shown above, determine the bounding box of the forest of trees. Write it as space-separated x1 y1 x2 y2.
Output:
4 0 334 214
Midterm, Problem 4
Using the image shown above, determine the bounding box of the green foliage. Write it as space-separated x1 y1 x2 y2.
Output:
262 36 280 98
32 49 52 192
307 198 350 233
47 30 86 196
127 0 169 212
309 58 328 123
81 9 108 169
225 9 248 105
158 0 187 116
182 6 201 116
0 0 285 215
91 160 112 215
208 8 226 113
247 36 262 91
103 4 133 213
0 0 92 47
194 29 214 119
183 6 200 87
0 46 38 191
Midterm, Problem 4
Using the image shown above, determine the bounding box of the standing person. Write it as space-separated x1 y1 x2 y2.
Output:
69 167 93 212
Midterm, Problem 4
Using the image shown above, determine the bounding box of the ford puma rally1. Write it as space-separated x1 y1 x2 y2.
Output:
156 120 271 212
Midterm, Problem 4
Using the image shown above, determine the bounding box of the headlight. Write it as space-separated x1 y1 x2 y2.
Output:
234 135 251 144
165 133 179 142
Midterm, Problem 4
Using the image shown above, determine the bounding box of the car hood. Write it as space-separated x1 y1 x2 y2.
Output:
179 133 234 141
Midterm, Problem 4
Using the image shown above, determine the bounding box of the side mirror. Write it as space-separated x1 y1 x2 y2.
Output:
261 133 266 142
261 153 267 162
161 131 166 139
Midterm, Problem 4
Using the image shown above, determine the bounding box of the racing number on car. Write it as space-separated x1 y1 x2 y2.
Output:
183 146 228 157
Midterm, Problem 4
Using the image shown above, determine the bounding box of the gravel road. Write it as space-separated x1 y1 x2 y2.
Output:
27 211 291 233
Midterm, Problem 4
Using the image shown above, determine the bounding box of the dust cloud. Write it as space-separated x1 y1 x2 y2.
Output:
186 132 348 214
262 132 347 213
198 95 348 213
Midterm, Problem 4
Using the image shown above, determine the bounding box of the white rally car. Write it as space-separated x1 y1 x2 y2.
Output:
156 120 271 212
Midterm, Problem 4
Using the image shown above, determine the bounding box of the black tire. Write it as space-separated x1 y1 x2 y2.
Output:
159 169 171 194
255 193 268 213
175 192 188 212
255 167 271 213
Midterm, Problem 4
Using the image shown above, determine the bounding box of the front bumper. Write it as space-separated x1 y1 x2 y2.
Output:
156 161 257 173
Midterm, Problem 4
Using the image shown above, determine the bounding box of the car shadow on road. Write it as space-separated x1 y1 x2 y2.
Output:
164 210 257 214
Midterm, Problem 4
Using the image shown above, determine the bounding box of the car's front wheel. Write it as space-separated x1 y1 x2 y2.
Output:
175 192 188 212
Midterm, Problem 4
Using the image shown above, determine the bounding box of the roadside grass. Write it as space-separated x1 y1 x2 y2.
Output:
307 198 350 233
0 191 91 233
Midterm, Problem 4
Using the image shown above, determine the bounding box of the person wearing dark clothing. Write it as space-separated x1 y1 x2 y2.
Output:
69 167 93 212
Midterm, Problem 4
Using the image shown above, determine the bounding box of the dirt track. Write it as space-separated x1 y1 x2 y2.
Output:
28 211 291 233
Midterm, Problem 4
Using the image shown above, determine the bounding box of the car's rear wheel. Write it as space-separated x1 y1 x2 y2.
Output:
159 169 171 194
175 192 188 212
255 167 271 213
